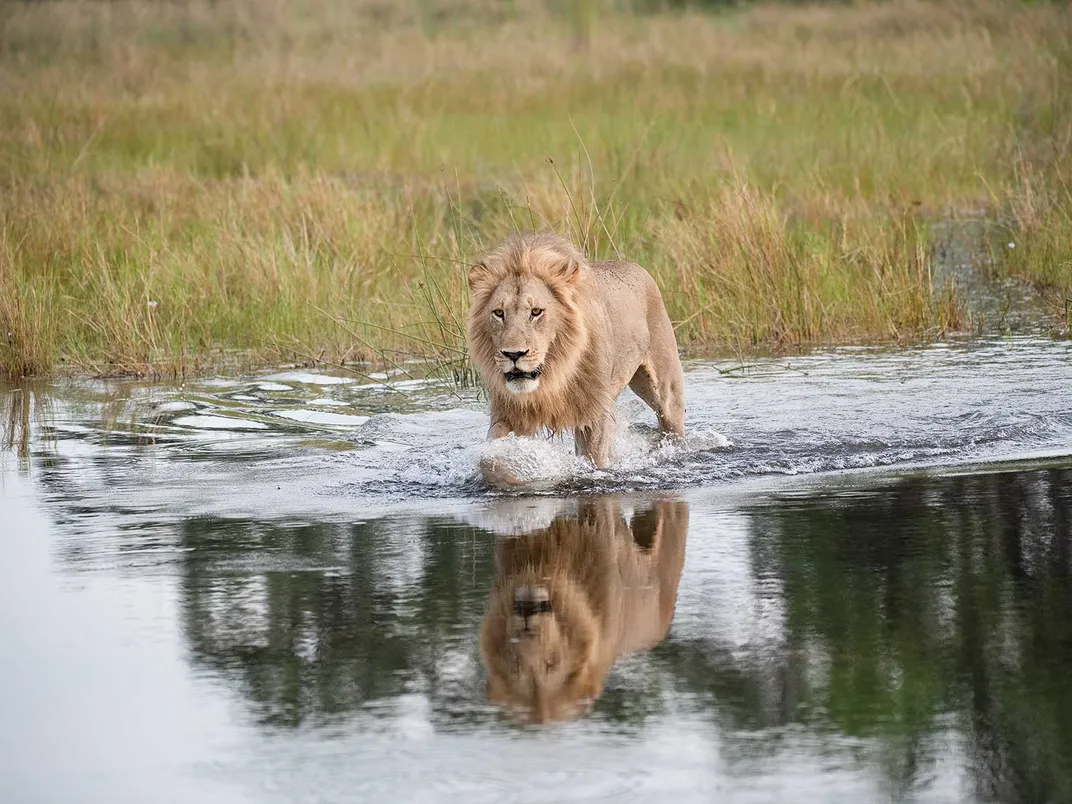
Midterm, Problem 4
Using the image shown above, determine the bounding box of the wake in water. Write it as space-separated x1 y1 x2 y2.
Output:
473 424 734 492
336 338 1072 498
347 406 970 498
353 398 735 496
11 337 1071 513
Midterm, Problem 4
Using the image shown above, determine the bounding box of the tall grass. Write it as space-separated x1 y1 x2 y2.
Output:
1 0 1069 378
991 163 1072 326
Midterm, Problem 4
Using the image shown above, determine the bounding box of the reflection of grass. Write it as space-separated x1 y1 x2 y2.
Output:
748 469 1072 800
1 0 1069 377
0 381 52 460
644 468 1072 797
178 516 497 727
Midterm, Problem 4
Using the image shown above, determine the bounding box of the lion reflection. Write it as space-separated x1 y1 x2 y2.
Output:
479 497 688 723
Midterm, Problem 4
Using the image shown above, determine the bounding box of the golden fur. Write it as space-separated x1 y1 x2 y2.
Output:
467 232 685 479
479 498 689 724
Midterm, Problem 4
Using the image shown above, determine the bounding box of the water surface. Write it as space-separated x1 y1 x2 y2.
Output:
2 337 1071 803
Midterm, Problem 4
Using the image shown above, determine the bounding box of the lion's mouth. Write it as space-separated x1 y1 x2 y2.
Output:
513 585 552 618
504 366 542 383
513 598 553 618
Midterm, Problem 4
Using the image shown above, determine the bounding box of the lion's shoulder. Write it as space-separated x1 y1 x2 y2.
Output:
588 259 660 302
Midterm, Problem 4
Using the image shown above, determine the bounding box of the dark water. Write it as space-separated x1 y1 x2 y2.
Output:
2 339 1071 803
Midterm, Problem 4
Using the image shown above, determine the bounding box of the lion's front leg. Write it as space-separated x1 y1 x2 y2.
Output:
487 418 535 440
487 420 512 440
574 410 617 469
480 417 537 489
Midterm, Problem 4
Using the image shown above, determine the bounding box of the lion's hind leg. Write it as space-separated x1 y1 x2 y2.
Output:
628 360 684 437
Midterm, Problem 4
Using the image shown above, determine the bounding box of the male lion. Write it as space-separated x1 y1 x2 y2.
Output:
479 497 689 724
467 232 685 478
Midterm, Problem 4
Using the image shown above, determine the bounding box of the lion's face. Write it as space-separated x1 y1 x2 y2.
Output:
479 275 564 395
467 233 587 401
480 578 601 724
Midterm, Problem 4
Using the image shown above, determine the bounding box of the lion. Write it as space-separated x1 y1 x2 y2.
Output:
479 497 689 724
467 232 685 481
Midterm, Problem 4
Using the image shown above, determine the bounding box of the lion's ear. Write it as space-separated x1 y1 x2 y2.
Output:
553 258 583 287
468 261 494 291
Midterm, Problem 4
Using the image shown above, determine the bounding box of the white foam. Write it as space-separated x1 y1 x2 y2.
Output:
355 377 436 390
261 371 355 386
271 409 371 428
171 415 268 431
381 412 734 493
395 446 482 488
476 434 590 490
154 401 196 413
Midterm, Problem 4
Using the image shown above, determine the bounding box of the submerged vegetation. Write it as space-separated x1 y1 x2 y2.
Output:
1 0 1070 378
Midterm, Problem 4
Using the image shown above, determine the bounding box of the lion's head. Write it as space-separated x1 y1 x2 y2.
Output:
480 575 602 724
467 232 590 400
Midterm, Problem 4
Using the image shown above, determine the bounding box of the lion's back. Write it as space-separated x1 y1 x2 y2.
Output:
589 259 670 363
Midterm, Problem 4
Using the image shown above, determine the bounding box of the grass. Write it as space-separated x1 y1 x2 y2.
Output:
991 165 1072 327
1 0 1070 379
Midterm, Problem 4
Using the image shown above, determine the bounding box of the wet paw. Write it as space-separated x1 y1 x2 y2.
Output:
476 434 585 491
478 452 530 490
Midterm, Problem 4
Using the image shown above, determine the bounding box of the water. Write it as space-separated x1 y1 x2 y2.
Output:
2 336 1071 803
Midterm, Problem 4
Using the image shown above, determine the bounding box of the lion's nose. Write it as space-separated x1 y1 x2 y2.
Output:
501 349 528 363
514 585 551 620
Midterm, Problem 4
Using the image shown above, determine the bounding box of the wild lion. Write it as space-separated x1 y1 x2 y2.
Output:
479 497 689 724
467 232 685 479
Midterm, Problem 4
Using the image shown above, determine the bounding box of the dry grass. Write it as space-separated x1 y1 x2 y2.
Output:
1 0 1069 378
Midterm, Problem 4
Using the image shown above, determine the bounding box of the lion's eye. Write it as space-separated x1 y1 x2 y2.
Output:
531 308 544 318
492 309 504 320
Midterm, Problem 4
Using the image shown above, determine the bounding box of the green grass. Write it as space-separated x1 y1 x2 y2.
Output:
1 0 1070 378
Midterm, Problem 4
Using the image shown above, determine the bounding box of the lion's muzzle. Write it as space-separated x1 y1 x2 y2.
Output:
504 366 542 383
512 585 551 632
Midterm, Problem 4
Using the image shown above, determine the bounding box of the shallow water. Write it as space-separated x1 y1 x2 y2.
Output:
2 337 1071 803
